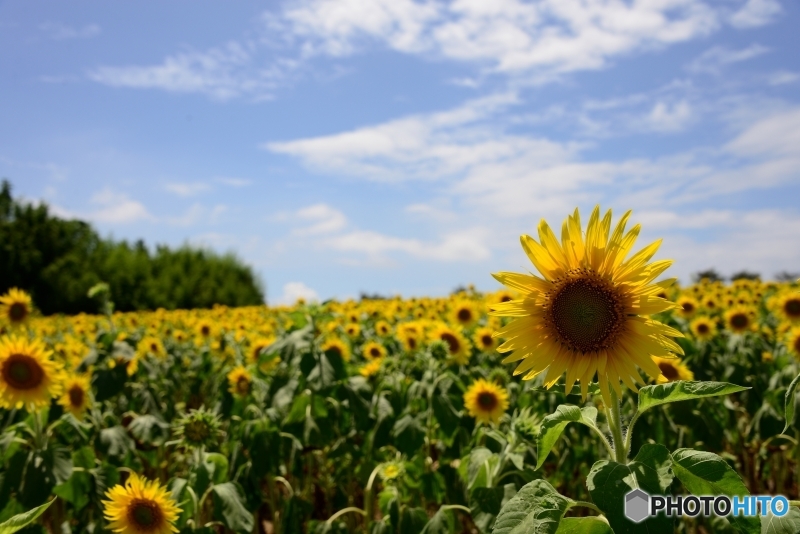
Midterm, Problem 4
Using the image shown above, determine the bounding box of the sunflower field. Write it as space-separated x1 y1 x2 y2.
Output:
2 207 800 534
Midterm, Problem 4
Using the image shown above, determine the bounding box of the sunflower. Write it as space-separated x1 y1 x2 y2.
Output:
227 366 251 398
676 296 699 319
103 473 181 534
775 292 800 323
375 320 392 337
0 288 33 327
138 336 165 359
0 335 64 410
396 322 422 352
58 374 92 418
490 206 683 402
362 341 387 360
450 300 479 327
429 324 471 365
359 359 382 378
463 379 509 424
473 326 497 352
786 326 800 359
689 316 717 341
248 336 276 364
652 356 694 383
321 337 351 362
173 407 223 450
194 320 215 342
724 306 756 334
345 323 361 338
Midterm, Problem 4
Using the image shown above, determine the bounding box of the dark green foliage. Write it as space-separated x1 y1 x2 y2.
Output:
0 180 264 313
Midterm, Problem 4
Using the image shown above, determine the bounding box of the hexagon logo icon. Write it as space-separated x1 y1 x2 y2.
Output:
625 489 650 523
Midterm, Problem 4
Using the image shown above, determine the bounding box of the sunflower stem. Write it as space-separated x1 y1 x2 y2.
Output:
607 388 627 464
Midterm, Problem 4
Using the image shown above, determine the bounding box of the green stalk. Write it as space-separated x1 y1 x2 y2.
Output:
363 465 382 534
607 388 627 464
796 430 800 499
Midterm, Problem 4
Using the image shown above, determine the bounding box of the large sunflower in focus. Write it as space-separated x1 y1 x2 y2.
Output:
103 474 180 534
0 288 33 327
490 207 683 402
0 336 64 410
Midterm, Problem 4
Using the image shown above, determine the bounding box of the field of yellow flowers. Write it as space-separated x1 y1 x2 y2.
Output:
2 208 800 534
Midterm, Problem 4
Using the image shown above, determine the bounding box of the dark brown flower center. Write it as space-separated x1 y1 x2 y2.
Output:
185 420 210 443
68 385 84 408
200 325 210 336
2 354 44 390
500 295 512 303
729 313 749 330
477 391 498 410
481 335 493 348
369 347 381 358
8 302 28 322
440 332 460 354
457 308 473 323
784 298 800 319
547 273 625 354
407 337 417 350
237 376 250 394
697 323 710 334
128 499 162 530
682 301 695 313
658 361 680 381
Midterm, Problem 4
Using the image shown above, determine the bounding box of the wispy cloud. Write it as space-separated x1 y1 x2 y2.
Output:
164 182 211 197
686 44 769 74
293 203 348 235
87 189 154 224
321 228 491 262
729 0 782 29
40 22 100 40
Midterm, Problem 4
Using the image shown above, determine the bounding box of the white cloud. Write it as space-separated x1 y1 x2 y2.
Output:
729 0 781 28
164 182 211 196
293 203 348 234
275 282 319 305
646 100 692 132
215 177 252 187
88 42 295 100
88 189 154 224
686 44 769 74
769 71 799 86
726 108 800 158
322 228 491 261
405 203 456 221
40 22 100 40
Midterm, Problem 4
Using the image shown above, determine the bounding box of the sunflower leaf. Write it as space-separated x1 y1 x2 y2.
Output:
763 506 800 534
555 517 614 534
491 479 572 534
0 498 56 534
670 449 759 534
783 373 800 433
637 381 749 414
536 405 599 469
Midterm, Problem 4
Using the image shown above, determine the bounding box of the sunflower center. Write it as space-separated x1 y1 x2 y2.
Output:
185 420 210 443
439 332 460 354
500 295 512 303
729 313 749 330
457 309 473 323
128 499 162 530
784 298 800 319
697 323 710 335
658 361 680 380
201 326 210 336
548 274 625 354
68 385 84 407
682 302 695 313
237 377 249 393
2 354 44 390
407 337 417 350
794 336 800 354
8 302 28 322
481 335 493 348
477 391 498 411
369 347 381 358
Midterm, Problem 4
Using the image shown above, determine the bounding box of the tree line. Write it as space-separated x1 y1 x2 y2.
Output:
0 180 265 315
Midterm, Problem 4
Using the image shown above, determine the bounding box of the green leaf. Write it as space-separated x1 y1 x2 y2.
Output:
0 498 55 534
392 414 426 456
492 479 572 534
463 448 497 490
783 373 800 433
399 507 429 534
762 506 800 534
204 453 230 485
638 381 749 414
421 507 455 534
536 405 599 469
471 484 517 534
20 448 73 508
92 365 129 402
99 426 135 458
211 482 254 533
586 443 674 534
671 449 759 534
432 392 461 438
555 517 614 534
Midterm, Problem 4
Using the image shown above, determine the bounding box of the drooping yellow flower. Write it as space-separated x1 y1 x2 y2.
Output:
689 317 717 341
321 337 351 362
490 206 683 403
227 366 251 398
362 341 387 360
0 335 64 410
430 324 471 365
0 288 33 327
463 379 509 424
652 356 694 383
103 473 181 534
359 359 382 378
58 374 92 418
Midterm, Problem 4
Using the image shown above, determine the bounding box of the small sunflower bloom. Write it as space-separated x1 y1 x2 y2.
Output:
321 337 351 362
359 359 382 378
689 317 717 341
724 306 756 334
0 335 64 410
103 473 181 534
464 379 509 424
227 366 252 398
429 324 471 365
0 288 33 327
652 356 694 383
362 341 387 360
58 373 92 418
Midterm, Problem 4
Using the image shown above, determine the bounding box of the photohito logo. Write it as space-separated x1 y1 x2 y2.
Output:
624 490 790 523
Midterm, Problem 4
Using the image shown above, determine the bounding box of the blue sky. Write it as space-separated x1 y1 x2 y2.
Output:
2 0 799 304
